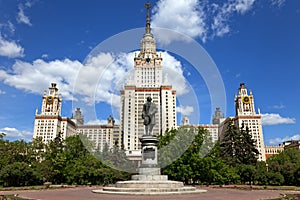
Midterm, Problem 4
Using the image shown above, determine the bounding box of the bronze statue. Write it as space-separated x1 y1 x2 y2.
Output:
142 96 157 135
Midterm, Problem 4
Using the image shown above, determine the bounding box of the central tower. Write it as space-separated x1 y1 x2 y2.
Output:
134 3 162 88
120 3 177 158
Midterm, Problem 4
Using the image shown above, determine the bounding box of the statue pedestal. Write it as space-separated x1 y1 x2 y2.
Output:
140 135 159 169
93 134 207 195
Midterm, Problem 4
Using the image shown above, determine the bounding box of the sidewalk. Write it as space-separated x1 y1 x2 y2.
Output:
1 186 299 200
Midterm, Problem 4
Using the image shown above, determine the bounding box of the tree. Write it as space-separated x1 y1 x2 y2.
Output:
238 164 256 185
254 161 268 185
0 162 41 187
220 121 259 166
267 148 300 185
219 120 241 166
238 125 259 165
159 127 220 184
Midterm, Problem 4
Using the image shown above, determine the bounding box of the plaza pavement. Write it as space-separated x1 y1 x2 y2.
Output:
1 186 300 200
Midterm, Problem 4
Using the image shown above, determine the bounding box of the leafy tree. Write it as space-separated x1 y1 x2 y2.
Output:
238 164 256 185
159 127 216 184
267 148 300 185
254 161 268 185
0 162 41 187
267 171 284 186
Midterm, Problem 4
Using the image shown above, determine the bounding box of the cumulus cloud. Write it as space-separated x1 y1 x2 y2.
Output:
0 58 82 100
261 113 296 125
151 0 256 43
0 34 24 58
0 51 187 108
268 134 300 145
177 105 194 116
152 0 207 42
17 3 32 26
161 52 188 96
0 127 33 141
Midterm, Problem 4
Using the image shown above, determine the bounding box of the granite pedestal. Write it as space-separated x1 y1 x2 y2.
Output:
93 135 207 195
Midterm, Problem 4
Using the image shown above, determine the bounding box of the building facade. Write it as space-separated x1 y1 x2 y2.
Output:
119 8 177 156
265 145 284 160
180 107 225 144
33 83 76 143
225 83 266 161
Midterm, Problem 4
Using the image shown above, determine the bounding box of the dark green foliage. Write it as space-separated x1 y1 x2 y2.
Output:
158 126 300 186
220 122 241 166
267 148 300 186
1 128 300 187
0 162 41 187
220 121 258 166
238 125 259 165
158 127 239 185
0 134 130 187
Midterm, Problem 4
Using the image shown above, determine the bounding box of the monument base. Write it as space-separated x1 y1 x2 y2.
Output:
132 174 168 181
138 167 160 175
92 135 207 195
93 180 207 195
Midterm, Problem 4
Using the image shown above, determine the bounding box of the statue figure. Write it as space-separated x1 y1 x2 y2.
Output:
142 96 157 135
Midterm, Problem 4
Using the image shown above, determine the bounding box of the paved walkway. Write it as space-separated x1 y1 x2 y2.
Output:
1 186 299 200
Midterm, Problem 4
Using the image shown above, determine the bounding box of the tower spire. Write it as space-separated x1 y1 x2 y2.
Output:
144 3 152 34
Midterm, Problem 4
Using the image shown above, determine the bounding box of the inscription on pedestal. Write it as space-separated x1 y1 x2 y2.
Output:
143 147 155 160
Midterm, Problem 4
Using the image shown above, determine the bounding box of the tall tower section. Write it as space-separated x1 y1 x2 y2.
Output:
234 83 266 161
133 3 162 88
33 83 76 144
40 83 62 116
120 3 177 157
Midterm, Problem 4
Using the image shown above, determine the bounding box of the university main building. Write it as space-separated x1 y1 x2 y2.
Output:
33 7 266 161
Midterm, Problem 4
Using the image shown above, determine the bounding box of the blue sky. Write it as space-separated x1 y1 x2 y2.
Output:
0 0 299 145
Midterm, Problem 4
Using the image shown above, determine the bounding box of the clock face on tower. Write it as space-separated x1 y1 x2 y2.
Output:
242 96 250 104
46 96 53 104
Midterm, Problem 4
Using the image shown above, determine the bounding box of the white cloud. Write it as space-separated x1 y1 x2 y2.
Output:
261 113 296 125
271 103 285 109
0 34 24 58
0 51 186 110
0 127 33 141
0 89 5 94
17 3 32 26
0 21 15 36
152 0 207 42
211 0 255 38
271 0 286 7
86 118 120 125
41 54 48 58
151 0 256 43
177 105 194 116
268 134 300 145
0 58 82 100
86 119 108 125
161 52 188 96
